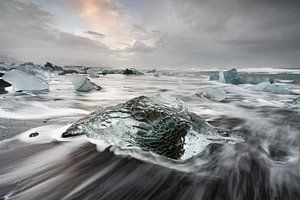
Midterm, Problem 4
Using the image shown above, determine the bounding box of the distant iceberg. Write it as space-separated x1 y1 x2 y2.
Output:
210 68 268 85
3 69 49 92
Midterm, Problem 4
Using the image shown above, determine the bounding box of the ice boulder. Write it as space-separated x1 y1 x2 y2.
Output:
256 82 289 94
69 75 101 92
3 69 49 92
197 87 226 101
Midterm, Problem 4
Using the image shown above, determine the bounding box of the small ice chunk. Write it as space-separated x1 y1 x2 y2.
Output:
256 82 289 94
0 63 9 71
3 69 49 92
292 97 300 104
88 69 100 78
69 74 101 92
197 87 226 101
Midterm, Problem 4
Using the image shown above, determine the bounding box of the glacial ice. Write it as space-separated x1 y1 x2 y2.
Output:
210 68 268 85
256 82 289 94
62 95 243 160
198 87 226 101
0 63 9 71
16 63 54 79
292 97 300 104
219 71 225 83
3 69 49 92
123 68 143 75
69 74 101 92
88 69 100 78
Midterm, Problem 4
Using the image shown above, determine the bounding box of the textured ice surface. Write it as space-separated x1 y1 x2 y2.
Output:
69 74 101 92
3 69 49 92
16 64 54 79
63 96 243 159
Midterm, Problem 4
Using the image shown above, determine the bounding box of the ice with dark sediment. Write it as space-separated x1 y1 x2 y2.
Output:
62 95 243 160
3 69 49 92
196 87 226 102
256 82 289 94
69 74 101 92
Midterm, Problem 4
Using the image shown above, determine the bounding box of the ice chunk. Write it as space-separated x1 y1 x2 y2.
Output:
153 71 160 77
210 69 243 84
3 69 49 92
122 68 143 75
256 82 289 94
146 69 156 73
197 87 226 101
292 97 300 104
62 95 242 160
87 68 100 78
219 71 225 83
0 63 9 71
16 63 54 79
210 68 267 85
69 74 101 92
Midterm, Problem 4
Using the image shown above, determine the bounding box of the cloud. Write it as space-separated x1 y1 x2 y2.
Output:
0 0 112 66
86 31 106 38
125 41 155 53
0 0 300 68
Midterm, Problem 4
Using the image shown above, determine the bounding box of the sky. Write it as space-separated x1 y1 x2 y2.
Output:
0 0 300 68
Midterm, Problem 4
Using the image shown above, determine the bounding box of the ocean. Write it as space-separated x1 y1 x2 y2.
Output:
0 69 300 200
